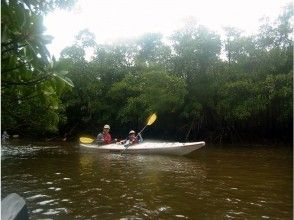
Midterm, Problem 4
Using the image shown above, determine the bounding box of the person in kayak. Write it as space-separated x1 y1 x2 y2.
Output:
96 124 112 144
120 130 143 145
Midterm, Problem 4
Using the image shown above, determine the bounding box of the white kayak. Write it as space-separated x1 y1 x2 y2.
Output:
80 141 205 156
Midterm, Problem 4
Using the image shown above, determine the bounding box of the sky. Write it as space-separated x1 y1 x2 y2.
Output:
44 0 291 59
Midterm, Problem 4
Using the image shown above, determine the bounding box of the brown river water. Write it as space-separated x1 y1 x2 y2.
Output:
1 140 293 219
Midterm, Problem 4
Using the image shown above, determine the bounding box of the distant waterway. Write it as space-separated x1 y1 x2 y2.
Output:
1 140 292 219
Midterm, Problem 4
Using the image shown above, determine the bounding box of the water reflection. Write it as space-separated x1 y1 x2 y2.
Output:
76 151 208 219
78 152 207 193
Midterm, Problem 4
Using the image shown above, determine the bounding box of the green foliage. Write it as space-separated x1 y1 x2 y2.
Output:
60 45 86 61
171 24 221 78
217 79 266 121
2 2 292 143
109 71 187 123
1 0 74 136
135 33 172 69
1 76 68 134
263 71 293 121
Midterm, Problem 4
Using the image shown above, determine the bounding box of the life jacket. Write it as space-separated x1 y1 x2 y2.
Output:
103 133 112 144
97 132 112 144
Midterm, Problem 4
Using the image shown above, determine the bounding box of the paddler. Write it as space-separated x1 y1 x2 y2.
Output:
96 124 112 144
120 130 143 145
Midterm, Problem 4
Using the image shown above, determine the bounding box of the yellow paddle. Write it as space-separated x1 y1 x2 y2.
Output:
79 137 95 144
138 113 157 134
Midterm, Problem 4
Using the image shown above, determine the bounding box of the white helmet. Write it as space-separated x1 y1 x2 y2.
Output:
104 124 110 129
129 130 135 134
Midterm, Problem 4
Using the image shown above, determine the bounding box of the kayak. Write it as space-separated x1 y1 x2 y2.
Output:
80 141 205 156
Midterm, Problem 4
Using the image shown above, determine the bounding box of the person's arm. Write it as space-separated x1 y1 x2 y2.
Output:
96 133 104 144
120 136 129 145
137 133 143 143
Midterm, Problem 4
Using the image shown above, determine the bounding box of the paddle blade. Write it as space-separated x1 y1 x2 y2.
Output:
79 137 95 144
147 113 157 126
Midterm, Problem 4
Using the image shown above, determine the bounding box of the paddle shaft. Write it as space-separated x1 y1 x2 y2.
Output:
137 125 147 137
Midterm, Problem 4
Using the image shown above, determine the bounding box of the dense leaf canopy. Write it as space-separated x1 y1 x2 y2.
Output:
2 1 293 143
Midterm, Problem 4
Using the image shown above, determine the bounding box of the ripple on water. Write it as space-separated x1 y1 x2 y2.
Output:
32 208 43 214
1 145 59 159
250 202 263 207
114 179 125 183
225 210 248 219
100 178 111 183
228 211 246 215
47 187 62 191
225 214 234 219
157 205 172 213
42 208 67 215
26 194 50 200
120 194 126 198
37 199 55 205
175 214 188 218
225 197 241 204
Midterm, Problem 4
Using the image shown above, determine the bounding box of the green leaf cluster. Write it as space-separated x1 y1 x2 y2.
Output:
1 0 75 136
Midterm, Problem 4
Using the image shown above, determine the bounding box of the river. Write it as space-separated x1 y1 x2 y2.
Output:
1 140 293 219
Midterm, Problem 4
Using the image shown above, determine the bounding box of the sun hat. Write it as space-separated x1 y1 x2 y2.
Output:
104 124 110 129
